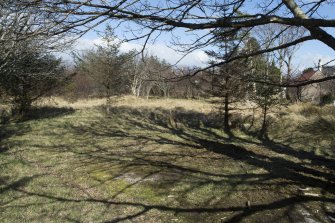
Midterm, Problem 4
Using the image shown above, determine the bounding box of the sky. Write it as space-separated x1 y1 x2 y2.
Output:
294 1 335 69
294 30 335 69
61 1 335 72
63 35 209 67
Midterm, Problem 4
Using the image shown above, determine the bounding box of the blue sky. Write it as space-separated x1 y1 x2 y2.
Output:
294 4 335 69
64 1 335 71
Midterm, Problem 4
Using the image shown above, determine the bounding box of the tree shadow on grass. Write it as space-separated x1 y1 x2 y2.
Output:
80 106 335 221
0 122 31 152
1 105 335 222
76 106 335 221
0 145 9 153
123 106 335 220
6 187 335 223
0 176 40 194
1 106 74 151
20 106 75 121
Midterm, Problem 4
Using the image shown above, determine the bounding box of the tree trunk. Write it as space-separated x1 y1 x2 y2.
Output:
105 85 111 114
224 92 230 132
260 104 268 137
13 94 32 116
146 85 152 99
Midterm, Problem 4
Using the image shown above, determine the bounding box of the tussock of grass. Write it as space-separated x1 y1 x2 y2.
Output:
301 115 335 142
269 103 335 157
296 103 321 117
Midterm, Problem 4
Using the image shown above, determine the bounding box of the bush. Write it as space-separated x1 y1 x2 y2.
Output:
0 108 10 124
0 45 66 114
320 93 334 106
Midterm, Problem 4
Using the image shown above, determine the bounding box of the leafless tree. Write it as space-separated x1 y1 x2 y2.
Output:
255 24 304 98
12 0 335 86
129 55 147 97
129 54 172 98
0 1 69 65
0 43 66 114
0 1 71 113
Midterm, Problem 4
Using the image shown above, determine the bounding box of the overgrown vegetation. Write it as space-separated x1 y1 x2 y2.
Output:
320 93 334 106
0 46 66 114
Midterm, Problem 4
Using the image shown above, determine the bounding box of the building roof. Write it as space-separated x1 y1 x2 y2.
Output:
297 70 317 81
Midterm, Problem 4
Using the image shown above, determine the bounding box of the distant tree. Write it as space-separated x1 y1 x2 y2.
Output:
129 55 147 97
141 56 172 99
242 37 264 100
126 53 174 98
73 28 135 112
15 0 335 86
252 61 282 137
0 1 71 114
302 67 314 73
255 24 304 98
0 43 66 114
210 63 247 132
206 26 249 132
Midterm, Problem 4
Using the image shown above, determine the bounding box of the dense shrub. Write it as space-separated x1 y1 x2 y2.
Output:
0 45 66 114
320 93 334 106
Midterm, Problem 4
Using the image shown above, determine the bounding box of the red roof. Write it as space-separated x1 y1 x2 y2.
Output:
297 70 316 81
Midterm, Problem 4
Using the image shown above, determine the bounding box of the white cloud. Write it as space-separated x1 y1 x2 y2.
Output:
295 52 335 71
140 43 209 67
75 37 105 50
61 37 209 67
71 37 335 71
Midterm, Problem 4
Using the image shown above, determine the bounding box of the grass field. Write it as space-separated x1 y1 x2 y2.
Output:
1 96 335 222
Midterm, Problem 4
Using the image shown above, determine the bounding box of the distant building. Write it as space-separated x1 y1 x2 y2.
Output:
288 64 335 103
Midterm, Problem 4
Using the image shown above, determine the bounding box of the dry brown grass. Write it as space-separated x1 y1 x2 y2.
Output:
36 96 219 113
36 97 106 109
36 96 263 116
112 95 218 113
35 96 335 141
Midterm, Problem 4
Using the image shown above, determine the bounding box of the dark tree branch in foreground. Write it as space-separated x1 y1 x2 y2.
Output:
10 0 335 86
18 0 335 50
253 74 335 88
